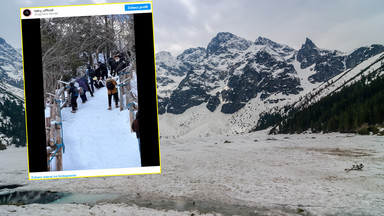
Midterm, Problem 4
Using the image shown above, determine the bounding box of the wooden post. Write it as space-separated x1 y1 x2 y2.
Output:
60 83 66 107
47 152 52 171
45 117 50 146
46 86 65 171
119 83 124 111
56 147 62 171
119 69 129 111
127 81 135 132
55 88 63 171
49 102 55 147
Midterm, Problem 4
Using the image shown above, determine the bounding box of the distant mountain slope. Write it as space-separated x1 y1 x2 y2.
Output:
0 81 26 147
0 37 25 147
0 37 23 89
156 32 384 137
270 63 384 135
255 52 384 132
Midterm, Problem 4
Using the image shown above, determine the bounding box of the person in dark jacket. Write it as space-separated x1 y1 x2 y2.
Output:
68 82 79 113
94 64 102 89
108 57 118 77
115 53 128 75
106 76 119 110
131 111 140 152
95 64 101 79
99 62 108 80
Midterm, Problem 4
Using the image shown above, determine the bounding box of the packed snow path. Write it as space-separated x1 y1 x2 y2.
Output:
60 87 141 171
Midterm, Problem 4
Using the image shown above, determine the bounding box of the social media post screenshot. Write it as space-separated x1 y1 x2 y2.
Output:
20 2 160 180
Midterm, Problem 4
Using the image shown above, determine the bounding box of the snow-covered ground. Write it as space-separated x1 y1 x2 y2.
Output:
60 87 141 171
1 130 383 215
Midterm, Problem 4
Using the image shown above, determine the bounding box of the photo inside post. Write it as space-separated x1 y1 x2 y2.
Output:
20 2 160 180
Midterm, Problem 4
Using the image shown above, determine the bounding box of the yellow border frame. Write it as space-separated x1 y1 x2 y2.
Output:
20 1 161 180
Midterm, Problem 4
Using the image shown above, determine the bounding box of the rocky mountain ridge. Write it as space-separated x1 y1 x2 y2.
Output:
156 32 384 137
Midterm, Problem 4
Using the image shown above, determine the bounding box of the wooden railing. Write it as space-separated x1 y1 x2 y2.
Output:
118 64 138 132
46 80 68 171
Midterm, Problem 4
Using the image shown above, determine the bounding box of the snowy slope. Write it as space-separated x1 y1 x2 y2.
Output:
290 52 384 111
0 81 24 100
59 88 141 171
0 37 23 89
1 132 384 215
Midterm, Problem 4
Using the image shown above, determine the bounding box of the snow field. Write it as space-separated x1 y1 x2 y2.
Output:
1 131 383 215
60 87 141 171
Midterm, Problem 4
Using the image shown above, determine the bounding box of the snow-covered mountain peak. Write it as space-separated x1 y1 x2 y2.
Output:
206 32 252 56
302 37 317 49
155 51 186 77
254 38 295 60
176 47 206 64
254 36 291 51
0 37 6 45
156 51 173 59
156 51 177 67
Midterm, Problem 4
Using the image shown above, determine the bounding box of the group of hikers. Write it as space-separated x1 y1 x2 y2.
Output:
68 53 129 113
66 52 140 151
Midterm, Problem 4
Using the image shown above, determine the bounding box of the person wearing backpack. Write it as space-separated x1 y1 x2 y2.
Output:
106 76 119 110
68 82 79 113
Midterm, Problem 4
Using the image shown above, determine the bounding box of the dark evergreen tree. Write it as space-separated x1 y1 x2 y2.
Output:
272 66 384 135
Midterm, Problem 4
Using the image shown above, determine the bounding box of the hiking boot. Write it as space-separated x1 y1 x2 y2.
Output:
108 106 112 110
71 110 76 113
115 104 119 108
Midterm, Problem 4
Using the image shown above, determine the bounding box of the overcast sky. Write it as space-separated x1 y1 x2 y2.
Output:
3 0 384 56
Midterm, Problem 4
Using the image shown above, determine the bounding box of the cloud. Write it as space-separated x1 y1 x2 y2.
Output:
3 0 384 56
152 0 384 56
90 0 108 4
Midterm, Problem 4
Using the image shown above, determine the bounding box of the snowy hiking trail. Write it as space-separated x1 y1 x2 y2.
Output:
60 87 141 171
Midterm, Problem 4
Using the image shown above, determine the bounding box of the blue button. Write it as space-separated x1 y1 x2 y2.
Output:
125 3 151 11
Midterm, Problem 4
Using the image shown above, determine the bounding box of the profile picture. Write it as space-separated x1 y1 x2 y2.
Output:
23 9 31 17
